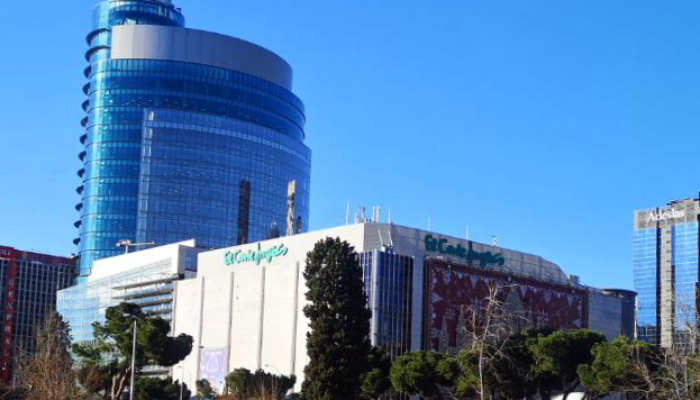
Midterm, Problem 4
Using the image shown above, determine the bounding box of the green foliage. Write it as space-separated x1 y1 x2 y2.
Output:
301 238 372 400
390 351 459 400
135 377 189 400
225 368 296 400
578 337 663 398
453 328 554 400
361 347 393 399
529 329 607 397
390 329 607 400
225 368 252 398
196 379 214 399
73 303 194 400
74 303 193 370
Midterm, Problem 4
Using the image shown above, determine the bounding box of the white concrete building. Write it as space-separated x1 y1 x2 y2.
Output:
171 223 630 392
58 240 202 344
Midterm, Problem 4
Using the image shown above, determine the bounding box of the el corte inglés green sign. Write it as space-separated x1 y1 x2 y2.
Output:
424 235 505 267
224 243 289 266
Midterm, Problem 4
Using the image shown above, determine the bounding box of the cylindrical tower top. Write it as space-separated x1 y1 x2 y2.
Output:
92 0 185 33
86 0 185 64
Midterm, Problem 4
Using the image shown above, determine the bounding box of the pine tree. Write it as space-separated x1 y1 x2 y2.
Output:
301 238 372 400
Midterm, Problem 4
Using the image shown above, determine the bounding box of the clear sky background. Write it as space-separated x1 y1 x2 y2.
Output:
1 0 700 290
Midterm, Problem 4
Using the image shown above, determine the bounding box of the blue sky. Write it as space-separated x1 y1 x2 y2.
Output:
1 0 700 290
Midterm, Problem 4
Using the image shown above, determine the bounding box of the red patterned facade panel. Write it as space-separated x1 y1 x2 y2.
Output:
0 247 17 383
425 259 587 352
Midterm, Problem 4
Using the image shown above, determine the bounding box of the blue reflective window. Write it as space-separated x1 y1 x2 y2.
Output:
634 228 658 345
76 1 309 277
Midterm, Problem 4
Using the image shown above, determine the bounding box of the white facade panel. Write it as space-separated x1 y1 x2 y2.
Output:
111 25 293 90
172 223 612 392
260 264 301 377
88 239 196 281
200 272 234 353
293 262 310 382
172 277 205 383
228 267 265 372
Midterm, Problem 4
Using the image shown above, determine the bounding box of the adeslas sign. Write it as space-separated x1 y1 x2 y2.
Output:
646 208 685 223
224 243 288 266
424 235 505 267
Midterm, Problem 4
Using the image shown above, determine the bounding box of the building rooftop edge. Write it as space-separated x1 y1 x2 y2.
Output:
0 245 74 260
111 25 295 91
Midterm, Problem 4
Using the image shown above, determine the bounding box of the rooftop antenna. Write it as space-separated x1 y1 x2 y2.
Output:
345 200 351 225
492 235 499 247
356 206 367 224
388 208 392 224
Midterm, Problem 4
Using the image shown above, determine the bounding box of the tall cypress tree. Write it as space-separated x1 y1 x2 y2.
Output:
302 238 372 400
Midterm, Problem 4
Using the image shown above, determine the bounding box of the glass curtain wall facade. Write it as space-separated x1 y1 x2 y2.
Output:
361 250 414 360
0 248 75 382
672 222 699 349
57 258 181 343
76 1 310 277
633 228 659 344
634 199 700 348
137 109 310 248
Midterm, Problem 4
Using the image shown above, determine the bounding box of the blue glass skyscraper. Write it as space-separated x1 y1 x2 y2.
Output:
634 198 700 349
76 0 311 278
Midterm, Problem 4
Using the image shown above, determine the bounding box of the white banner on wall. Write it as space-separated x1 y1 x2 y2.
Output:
199 347 227 393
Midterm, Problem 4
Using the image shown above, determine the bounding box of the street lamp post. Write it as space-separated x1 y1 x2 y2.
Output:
180 366 185 400
129 319 137 400
122 309 142 400
264 364 284 397
176 366 192 400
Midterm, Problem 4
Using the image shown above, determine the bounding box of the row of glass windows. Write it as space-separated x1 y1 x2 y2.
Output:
83 137 309 170
90 59 303 112
673 223 699 333
0 260 74 359
60 258 176 341
134 121 309 249
90 77 305 127
634 228 659 344
89 92 303 141
374 252 413 360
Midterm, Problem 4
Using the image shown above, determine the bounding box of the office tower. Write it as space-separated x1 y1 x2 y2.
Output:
0 246 74 382
634 198 699 348
76 0 311 277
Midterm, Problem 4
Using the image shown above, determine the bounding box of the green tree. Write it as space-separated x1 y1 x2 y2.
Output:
361 347 393 399
196 379 214 399
578 337 665 399
135 377 189 400
529 329 606 400
390 351 459 400
224 368 296 400
301 238 372 400
458 327 556 400
73 303 194 400
225 368 253 398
